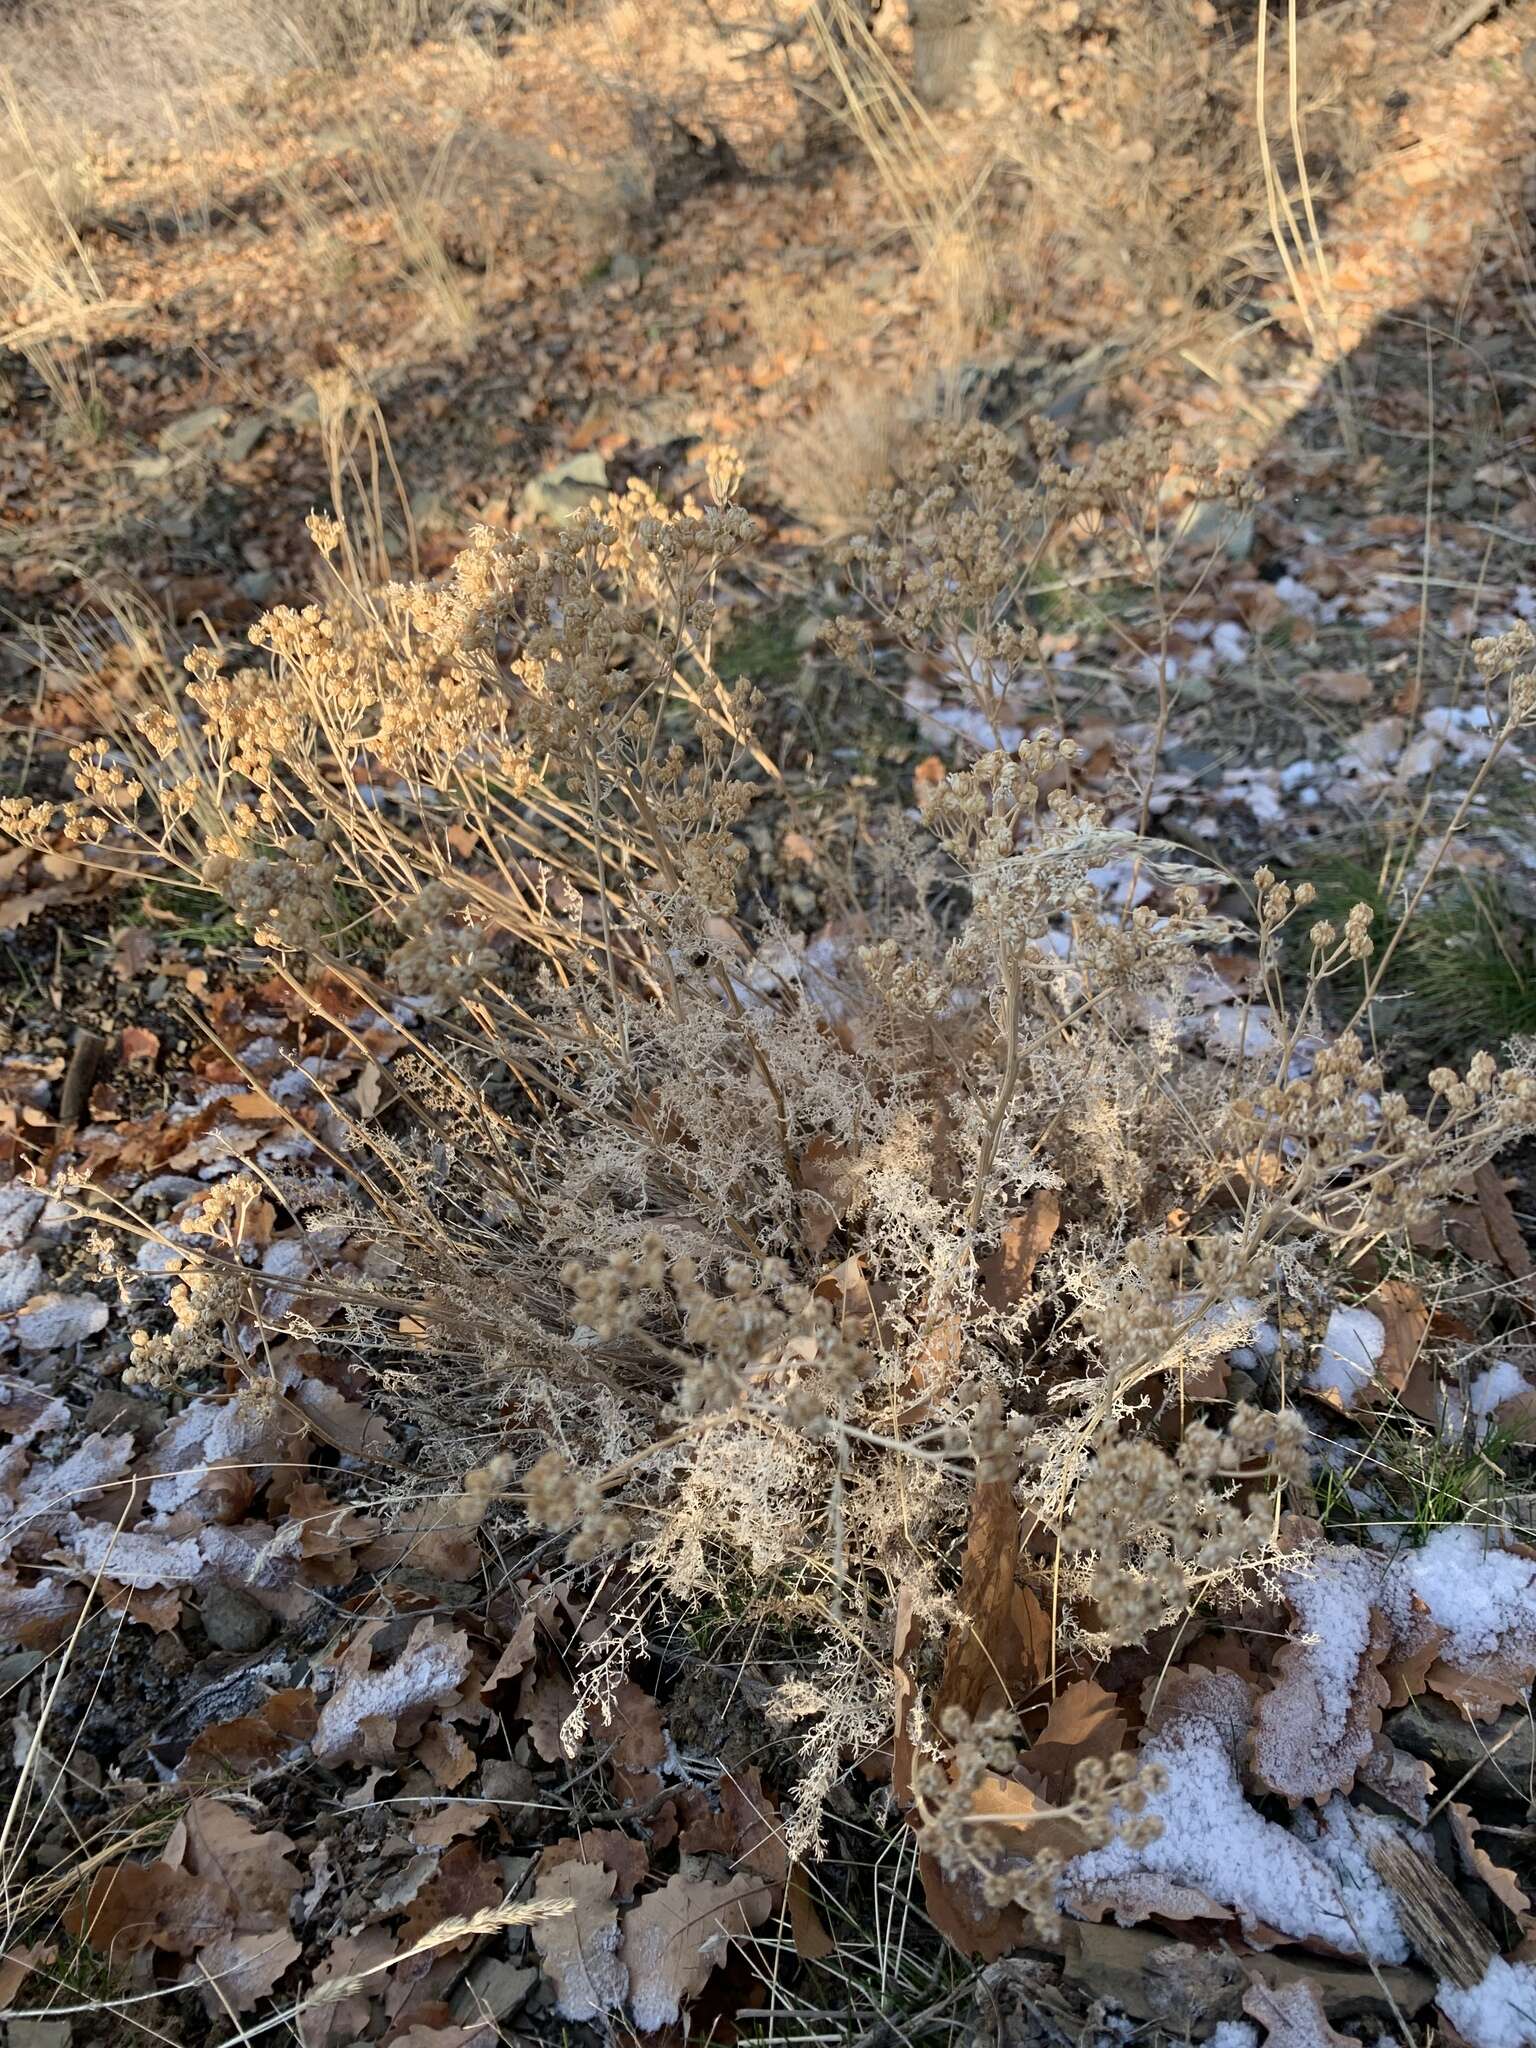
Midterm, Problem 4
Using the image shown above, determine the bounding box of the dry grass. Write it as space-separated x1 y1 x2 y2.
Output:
10 428 1536 1884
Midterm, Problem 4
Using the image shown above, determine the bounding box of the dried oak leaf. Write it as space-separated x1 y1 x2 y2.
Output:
602 1679 668 1772
892 1585 923 1808
0 1572 85 1652
179 1688 319 1784
1242 1977 1362 2048
1019 1680 1129 1806
65 1861 233 1958
389 2025 496 2048
0 1940 52 2012
175 1797 302 1931
410 1801 493 1851
919 1848 1032 1962
518 1663 580 1764
298 1925 395 2048
185 1927 302 2017
935 1480 1047 1726
418 1719 477 1791
531 1860 628 2023
619 1870 773 2032
677 1769 788 1892
979 1190 1061 1312
542 1829 650 1903
1447 1800 1531 1917
1354 1737 1433 1824
1251 1555 1392 1802
787 1864 837 1963
401 1840 503 1952
314 1618 472 1767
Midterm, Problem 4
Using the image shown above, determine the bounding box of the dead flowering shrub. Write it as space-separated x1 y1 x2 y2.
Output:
12 426 1536 1913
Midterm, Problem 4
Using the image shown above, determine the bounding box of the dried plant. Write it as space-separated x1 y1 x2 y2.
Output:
12 425 1536 1886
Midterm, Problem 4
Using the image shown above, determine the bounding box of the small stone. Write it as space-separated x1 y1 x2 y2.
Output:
156 404 231 453
516 452 609 527
199 1585 274 1652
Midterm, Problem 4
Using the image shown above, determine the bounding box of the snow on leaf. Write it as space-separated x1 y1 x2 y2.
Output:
0 1571 85 1650
1306 1308 1385 1408
1382 1526 1536 1719
314 1618 472 1766
619 1870 773 2032
1241 1977 1362 2048
60 1515 206 1590
1063 1667 1408 1958
19 1432 134 1514
531 1861 627 2022
183 1927 302 2016
1251 1551 1391 1803
7 1292 109 1351
0 1250 43 1314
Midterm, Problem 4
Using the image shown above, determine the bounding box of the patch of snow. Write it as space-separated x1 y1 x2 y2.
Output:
1212 621 1251 664
1445 1360 1531 1438
1471 1360 1530 1419
1064 1671 1408 1959
1307 1308 1386 1404
1437 1957 1536 2048
1383 1525 1536 1673
1208 2027 1258 2048
1204 1004 1280 1060
1274 575 1324 621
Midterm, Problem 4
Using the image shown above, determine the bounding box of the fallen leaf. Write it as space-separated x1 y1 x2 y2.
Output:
314 1619 472 1767
0 1573 86 1651
1472 1163 1536 1304
299 1926 394 2047
1019 1680 1129 1805
619 1869 773 2031
979 1191 1061 1312
0 1941 53 2012
411 1802 494 1851
892 1586 923 1809
1251 1557 1391 1803
1295 669 1373 705
1243 1976 1362 2048
531 1861 627 2023
120 1026 160 1072
177 1797 302 1932
1447 1801 1532 1916
787 1863 836 1962
185 1927 302 2016
65 1861 233 1958
179 1689 318 1783
540 1829 649 1904
401 1841 502 1951
1367 1279 1435 1419
935 1481 1045 1725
